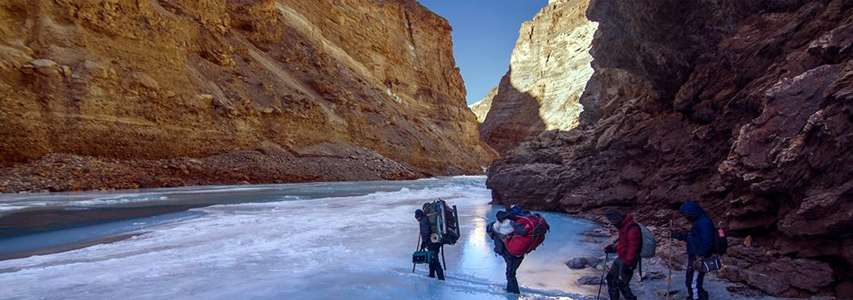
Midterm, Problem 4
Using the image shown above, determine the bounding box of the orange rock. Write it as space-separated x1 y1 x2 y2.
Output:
0 0 496 190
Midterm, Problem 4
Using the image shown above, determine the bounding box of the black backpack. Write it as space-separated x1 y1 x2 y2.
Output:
422 199 461 245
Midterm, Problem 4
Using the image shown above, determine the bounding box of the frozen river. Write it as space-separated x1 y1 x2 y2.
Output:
0 176 605 299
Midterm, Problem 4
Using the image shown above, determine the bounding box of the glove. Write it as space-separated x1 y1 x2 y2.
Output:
604 244 616 253
672 230 688 241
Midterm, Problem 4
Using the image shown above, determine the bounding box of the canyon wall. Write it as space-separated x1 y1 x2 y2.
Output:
0 0 496 192
488 0 852 297
475 0 596 154
469 86 495 123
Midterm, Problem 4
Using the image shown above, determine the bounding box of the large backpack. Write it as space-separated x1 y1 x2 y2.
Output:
422 199 461 245
505 214 550 257
637 223 657 258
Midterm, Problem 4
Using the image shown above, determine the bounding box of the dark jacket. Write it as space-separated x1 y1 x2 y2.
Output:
615 214 642 266
678 201 716 257
419 217 439 250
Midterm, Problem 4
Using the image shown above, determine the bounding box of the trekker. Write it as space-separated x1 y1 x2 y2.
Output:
603 209 642 300
494 210 527 294
415 209 444 280
673 201 716 300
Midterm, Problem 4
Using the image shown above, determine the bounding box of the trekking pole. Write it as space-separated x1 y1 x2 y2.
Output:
667 219 673 300
596 252 609 300
441 244 447 271
638 259 643 282
412 235 420 273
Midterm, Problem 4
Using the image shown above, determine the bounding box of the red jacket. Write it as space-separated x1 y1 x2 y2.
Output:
616 214 642 266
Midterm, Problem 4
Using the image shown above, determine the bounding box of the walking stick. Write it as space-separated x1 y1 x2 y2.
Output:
597 252 609 300
412 235 420 273
667 219 674 300
441 245 447 271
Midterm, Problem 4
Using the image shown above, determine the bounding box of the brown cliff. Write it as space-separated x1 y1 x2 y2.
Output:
488 0 852 297
476 0 596 154
0 0 496 192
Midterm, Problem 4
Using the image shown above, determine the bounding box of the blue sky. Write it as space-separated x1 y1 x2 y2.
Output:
419 0 548 105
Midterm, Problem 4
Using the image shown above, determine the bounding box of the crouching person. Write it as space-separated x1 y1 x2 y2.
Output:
603 209 642 300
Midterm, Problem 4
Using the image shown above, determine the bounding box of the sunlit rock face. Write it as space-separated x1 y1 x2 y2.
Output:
489 0 853 297
0 0 496 192
477 0 596 154
469 87 496 123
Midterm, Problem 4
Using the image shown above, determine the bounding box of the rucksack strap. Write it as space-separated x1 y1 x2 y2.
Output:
630 223 641 231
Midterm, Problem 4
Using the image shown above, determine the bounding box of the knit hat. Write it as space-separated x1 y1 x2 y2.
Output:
605 209 625 225
496 210 510 222
415 209 425 219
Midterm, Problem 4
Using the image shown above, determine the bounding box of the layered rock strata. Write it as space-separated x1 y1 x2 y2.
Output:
0 0 496 192
476 0 596 154
488 0 853 297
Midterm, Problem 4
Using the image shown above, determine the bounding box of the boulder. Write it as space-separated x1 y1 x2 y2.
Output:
576 275 602 286
566 257 590 269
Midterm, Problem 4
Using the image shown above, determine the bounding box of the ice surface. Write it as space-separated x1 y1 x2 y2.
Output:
0 177 605 299
0 178 487 214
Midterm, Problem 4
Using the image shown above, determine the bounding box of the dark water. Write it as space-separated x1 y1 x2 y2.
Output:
0 177 485 258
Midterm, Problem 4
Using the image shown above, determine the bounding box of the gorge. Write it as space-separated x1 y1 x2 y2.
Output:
484 0 853 297
472 0 595 155
0 0 851 298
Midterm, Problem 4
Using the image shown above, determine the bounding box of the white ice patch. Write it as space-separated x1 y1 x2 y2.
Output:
0 177 603 299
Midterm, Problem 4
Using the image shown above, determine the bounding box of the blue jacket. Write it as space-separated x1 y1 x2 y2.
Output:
679 201 716 257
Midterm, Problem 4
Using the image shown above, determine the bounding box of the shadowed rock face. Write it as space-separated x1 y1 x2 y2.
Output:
0 0 496 192
488 0 853 297
475 0 596 155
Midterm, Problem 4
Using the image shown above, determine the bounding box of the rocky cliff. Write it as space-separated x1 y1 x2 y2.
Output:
0 0 496 192
469 86 495 123
488 0 852 297
476 0 596 154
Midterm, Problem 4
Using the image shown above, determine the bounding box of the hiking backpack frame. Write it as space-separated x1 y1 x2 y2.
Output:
422 199 461 245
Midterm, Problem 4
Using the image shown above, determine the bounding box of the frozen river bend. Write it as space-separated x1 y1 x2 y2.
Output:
0 177 607 300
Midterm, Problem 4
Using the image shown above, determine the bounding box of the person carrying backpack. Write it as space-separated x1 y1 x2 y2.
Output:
672 201 716 300
415 209 444 281
487 210 527 294
602 209 642 300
